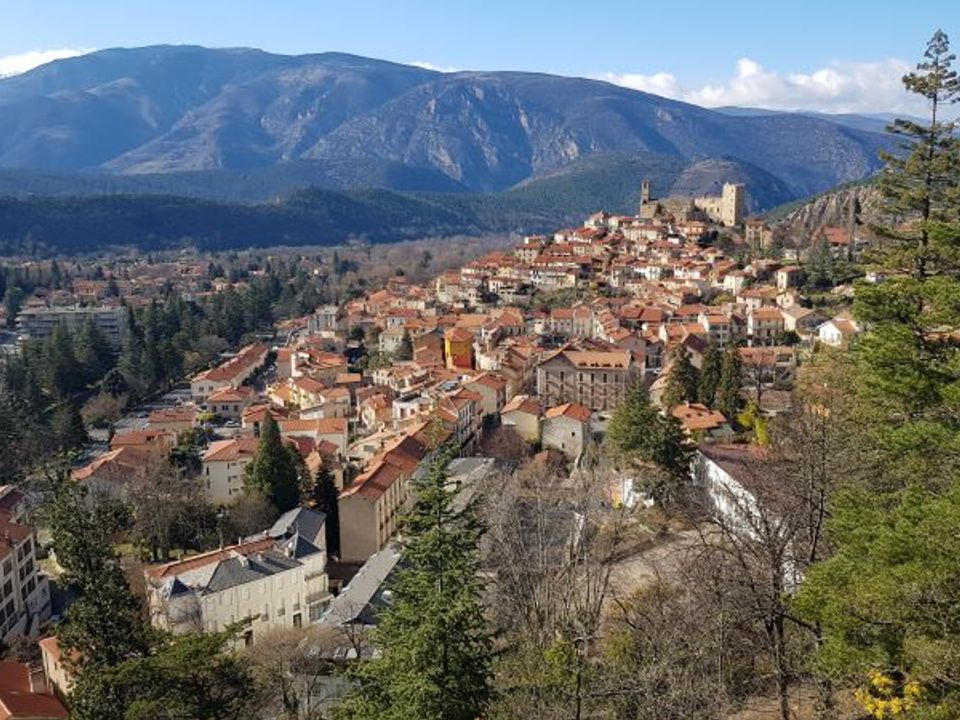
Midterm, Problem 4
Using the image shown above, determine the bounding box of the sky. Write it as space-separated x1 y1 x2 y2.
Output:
0 0 958 115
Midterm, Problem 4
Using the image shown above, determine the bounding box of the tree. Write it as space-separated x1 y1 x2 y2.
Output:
716 345 743 420
69 631 256 720
2 285 23 327
395 330 414 361
795 485 960 719
46 324 81 399
698 342 722 407
51 401 88 450
338 447 494 720
796 33 960 717
243 414 301 512
127 458 210 561
661 343 699 409
74 318 114 386
606 379 691 506
805 234 837 289
311 464 340 558
44 469 150 671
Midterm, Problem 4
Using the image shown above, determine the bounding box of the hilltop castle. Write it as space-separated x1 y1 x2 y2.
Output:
639 179 745 227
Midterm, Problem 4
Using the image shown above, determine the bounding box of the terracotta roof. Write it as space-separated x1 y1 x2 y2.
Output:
0 661 68 719
544 403 592 423
502 394 541 417
110 428 176 449
202 436 259 463
148 406 198 424
207 385 256 403
671 403 728 431
559 350 631 369
145 536 276 580
72 446 151 481
280 417 348 435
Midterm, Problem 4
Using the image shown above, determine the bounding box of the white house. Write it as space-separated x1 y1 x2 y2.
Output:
144 507 331 645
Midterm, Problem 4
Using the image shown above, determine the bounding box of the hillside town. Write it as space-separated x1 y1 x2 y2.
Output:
0 177 874 716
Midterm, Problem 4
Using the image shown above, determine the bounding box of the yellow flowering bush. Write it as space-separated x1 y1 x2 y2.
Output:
854 669 922 718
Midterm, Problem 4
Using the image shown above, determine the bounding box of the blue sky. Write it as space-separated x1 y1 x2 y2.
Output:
1 0 958 114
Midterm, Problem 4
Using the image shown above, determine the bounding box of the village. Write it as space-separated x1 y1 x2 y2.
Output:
1 180 868 714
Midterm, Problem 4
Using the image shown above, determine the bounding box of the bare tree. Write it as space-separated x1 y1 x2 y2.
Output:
481 453 628 720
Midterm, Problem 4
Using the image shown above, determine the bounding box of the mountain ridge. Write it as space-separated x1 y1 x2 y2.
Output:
0 45 894 204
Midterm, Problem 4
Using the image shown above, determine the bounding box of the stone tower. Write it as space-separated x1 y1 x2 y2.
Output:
720 182 745 227
639 179 651 217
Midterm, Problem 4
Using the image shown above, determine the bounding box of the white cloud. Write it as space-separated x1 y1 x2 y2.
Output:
601 57 932 116
0 48 94 78
408 60 460 73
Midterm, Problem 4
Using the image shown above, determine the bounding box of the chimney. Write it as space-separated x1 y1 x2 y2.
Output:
29 665 48 694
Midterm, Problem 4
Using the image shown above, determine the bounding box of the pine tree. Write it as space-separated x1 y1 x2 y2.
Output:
796 32 960 717
717 345 743 420
606 379 691 505
662 343 699 409
51 401 88 450
698 342 723 407
855 28 960 424
46 470 149 670
395 330 414 361
74 318 114 386
312 464 341 557
339 447 493 720
244 414 301 512
46 324 80 399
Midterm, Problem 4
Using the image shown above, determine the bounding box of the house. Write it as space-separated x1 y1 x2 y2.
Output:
144 507 330 644
671 402 733 439
0 488 51 647
279 418 348 457
201 436 260 505
338 432 431 563
190 344 269 404
38 637 74 700
536 348 638 411
444 327 474 370
747 307 785 345
541 403 592 459
147 406 200 434
206 385 257 420
818 317 860 348
781 305 824 334
110 428 177 457
71 446 152 496
500 394 542 443
463 373 508 420
0 660 68 719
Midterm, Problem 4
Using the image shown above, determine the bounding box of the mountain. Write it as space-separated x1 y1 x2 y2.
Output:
0 45 894 206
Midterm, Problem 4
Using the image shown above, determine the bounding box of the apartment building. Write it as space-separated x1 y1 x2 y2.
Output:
338 432 431 563
201 436 260 505
536 348 638 411
16 305 125 345
0 487 51 645
144 507 330 644
190 343 269 404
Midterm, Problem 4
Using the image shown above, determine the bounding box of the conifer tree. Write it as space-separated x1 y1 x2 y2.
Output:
46 470 150 670
798 31 960 717
717 345 743 420
606 379 691 505
312 464 341 557
661 343 699 409
74 318 114 385
339 447 493 720
244 414 301 512
395 330 414 361
698 342 723 407
855 28 960 425
51 401 88 450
